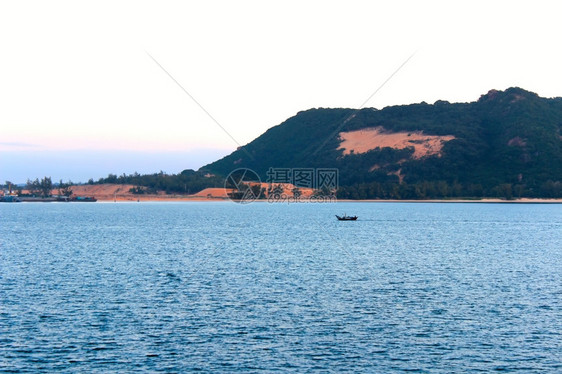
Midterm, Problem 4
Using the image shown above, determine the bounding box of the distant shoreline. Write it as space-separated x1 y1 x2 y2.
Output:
337 198 562 204
8 183 558 203
89 197 562 203
7 197 560 203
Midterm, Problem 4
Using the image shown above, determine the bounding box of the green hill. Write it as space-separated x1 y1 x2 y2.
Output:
202 87 562 199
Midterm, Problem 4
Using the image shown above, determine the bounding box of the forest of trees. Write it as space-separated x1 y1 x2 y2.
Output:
11 177 74 197
91 169 224 195
201 87 562 199
337 180 562 200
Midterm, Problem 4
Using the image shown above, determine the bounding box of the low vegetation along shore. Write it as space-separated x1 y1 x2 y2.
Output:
3 182 559 203
67 184 562 203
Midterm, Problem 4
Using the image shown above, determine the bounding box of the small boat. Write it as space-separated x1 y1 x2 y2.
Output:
72 196 97 202
336 214 357 221
0 195 21 203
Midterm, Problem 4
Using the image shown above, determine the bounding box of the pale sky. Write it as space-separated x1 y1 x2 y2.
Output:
1 0 561 183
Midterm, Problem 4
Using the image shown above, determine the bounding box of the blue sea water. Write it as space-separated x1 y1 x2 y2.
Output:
1 202 561 373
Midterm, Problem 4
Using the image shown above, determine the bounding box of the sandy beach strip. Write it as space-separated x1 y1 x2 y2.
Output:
37 184 561 203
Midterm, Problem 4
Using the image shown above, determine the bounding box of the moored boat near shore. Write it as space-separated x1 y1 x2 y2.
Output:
1 196 97 202
0 196 21 203
72 196 97 202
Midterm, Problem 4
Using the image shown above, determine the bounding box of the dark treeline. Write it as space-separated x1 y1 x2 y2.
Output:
91 169 223 194
337 180 562 200
2 177 74 197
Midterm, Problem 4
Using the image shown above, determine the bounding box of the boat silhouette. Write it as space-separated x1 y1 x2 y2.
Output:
336 214 357 221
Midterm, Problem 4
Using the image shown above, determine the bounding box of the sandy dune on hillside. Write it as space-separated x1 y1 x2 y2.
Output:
51 184 203 201
338 127 455 159
47 182 318 202
256 182 315 197
69 184 135 197
192 188 235 198
67 184 151 201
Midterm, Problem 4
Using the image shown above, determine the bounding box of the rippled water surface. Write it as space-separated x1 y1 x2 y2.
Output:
1 202 561 372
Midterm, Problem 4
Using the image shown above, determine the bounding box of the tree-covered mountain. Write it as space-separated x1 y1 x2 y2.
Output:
201 87 562 198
